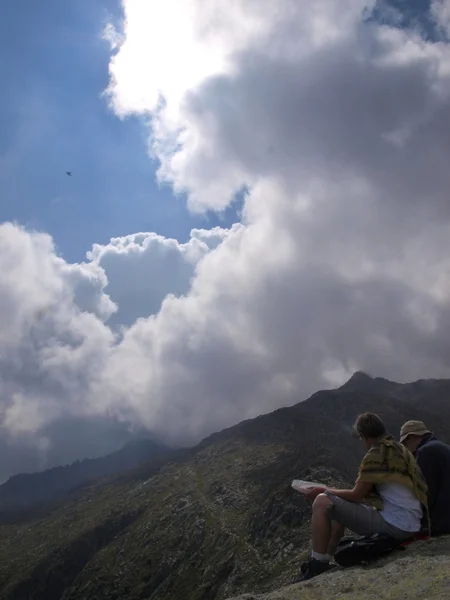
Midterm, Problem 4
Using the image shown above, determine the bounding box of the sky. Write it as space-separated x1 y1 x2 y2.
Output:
2 0 450 481
0 0 239 262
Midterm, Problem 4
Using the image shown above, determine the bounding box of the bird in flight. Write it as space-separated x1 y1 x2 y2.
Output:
66 171 72 176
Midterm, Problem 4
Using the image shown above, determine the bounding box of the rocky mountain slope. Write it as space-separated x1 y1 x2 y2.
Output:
0 372 449 600
0 438 170 522
229 535 450 600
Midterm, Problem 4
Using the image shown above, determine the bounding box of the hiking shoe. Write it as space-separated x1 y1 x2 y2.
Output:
293 558 335 582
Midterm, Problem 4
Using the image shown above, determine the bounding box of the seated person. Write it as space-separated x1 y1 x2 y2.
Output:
298 412 428 581
400 420 450 536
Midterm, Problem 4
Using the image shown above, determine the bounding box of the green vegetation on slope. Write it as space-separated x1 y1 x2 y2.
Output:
1 374 450 600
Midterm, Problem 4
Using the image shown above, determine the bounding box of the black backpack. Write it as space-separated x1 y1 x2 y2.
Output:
333 533 406 568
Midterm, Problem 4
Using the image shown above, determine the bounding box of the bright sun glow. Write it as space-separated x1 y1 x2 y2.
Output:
107 0 291 120
108 0 227 118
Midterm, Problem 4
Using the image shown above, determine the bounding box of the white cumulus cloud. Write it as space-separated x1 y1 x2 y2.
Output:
4 1 450 477
87 225 238 327
0 223 114 435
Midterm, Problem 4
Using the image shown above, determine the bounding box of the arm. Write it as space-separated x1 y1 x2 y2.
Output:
325 481 373 503
416 446 438 511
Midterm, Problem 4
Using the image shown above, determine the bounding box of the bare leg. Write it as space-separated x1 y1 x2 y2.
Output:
311 493 333 554
327 521 345 556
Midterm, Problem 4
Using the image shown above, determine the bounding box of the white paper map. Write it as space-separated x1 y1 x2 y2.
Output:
291 479 326 494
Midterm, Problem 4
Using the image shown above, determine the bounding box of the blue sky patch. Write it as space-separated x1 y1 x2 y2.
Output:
0 0 239 262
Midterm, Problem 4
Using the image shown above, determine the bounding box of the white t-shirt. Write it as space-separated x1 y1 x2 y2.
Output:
378 482 422 532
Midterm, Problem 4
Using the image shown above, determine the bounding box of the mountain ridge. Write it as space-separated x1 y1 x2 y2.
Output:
0 373 449 600
0 437 171 522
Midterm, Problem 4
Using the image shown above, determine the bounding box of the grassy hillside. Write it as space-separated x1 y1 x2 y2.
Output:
0 439 170 522
0 373 449 600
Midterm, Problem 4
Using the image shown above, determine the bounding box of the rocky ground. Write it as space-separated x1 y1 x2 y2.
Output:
229 536 450 600
1 374 450 600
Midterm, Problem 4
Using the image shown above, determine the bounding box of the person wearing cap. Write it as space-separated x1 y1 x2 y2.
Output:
296 413 428 582
400 420 450 536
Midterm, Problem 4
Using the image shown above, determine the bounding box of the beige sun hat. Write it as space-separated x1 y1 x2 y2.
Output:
400 420 432 443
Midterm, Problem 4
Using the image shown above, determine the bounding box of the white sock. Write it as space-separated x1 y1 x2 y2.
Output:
311 551 331 562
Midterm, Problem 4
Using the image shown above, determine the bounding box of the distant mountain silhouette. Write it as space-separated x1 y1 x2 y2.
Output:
0 438 170 520
2 373 450 599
